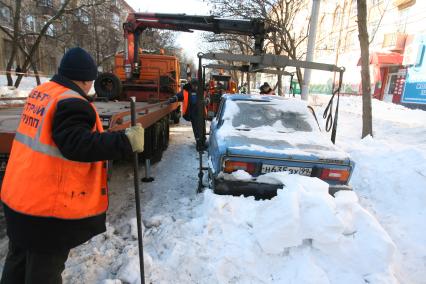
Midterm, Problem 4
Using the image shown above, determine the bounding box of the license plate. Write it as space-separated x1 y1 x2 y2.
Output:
261 164 312 176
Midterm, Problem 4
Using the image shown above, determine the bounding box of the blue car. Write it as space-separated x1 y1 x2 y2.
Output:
207 94 354 198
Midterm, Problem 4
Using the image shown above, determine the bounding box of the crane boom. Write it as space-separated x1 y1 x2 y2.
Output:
123 13 269 79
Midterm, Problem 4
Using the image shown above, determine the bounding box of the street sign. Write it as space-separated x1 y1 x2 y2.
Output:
401 35 426 105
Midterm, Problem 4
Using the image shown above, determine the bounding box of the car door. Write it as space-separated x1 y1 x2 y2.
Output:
208 97 226 173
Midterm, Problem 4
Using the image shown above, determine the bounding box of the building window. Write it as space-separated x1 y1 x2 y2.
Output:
0 2 12 25
37 0 54 8
112 13 120 29
25 15 37 32
45 22 56 36
76 9 90 25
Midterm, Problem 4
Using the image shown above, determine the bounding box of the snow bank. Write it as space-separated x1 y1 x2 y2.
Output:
314 95 426 283
0 76 49 105
145 174 397 283
59 174 397 284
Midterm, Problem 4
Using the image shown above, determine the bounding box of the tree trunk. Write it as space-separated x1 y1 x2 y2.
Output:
247 73 251 93
14 0 72 88
276 73 282 96
31 60 41 85
357 0 373 138
6 0 22 86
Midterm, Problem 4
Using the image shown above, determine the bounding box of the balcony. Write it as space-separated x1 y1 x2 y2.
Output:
0 2 12 27
36 0 57 17
382 33 407 52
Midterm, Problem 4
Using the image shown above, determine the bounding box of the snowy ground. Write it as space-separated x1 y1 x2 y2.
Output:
0 77 425 283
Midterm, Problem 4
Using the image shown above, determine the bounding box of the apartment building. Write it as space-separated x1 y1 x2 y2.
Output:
260 0 425 107
312 0 425 107
0 0 134 77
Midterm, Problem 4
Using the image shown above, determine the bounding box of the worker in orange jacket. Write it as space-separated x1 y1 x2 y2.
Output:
168 78 207 150
0 47 145 284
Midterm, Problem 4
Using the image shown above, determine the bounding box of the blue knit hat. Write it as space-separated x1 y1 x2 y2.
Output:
58 47 98 81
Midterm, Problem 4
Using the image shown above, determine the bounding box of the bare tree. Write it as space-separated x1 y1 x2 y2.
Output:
357 0 373 137
0 0 109 87
208 0 309 94
3 0 22 86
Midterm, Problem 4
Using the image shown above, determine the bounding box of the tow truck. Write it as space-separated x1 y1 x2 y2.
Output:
205 70 237 120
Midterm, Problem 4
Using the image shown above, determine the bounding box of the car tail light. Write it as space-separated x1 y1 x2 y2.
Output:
224 160 256 174
320 168 350 182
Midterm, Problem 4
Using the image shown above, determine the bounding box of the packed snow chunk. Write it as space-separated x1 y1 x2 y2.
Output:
129 217 145 239
100 280 122 284
253 188 303 252
218 169 253 182
313 196 397 283
115 256 141 284
230 169 253 181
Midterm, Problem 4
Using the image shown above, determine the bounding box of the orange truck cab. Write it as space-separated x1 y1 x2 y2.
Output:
206 74 237 120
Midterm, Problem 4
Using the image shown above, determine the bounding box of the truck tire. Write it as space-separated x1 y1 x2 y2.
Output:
94 72 122 100
171 107 180 124
107 160 113 181
151 122 163 163
164 118 170 150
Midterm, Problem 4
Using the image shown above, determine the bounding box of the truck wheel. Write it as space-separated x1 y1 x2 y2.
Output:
164 118 170 149
95 73 122 100
151 122 163 163
139 126 153 163
160 118 168 151
107 160 113 181
171 107 180 124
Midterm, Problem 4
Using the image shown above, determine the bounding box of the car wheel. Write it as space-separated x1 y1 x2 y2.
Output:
208 168 216 191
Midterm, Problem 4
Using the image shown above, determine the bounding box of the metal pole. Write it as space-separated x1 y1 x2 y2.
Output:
301 0 321 101
130 97 146 284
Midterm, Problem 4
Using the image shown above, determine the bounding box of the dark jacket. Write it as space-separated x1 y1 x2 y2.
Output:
3 74 133 251
170 83 198 121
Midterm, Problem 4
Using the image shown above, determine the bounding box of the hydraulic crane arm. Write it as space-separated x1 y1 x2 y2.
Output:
123 13 270 79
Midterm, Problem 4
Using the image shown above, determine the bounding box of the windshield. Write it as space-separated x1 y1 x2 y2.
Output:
223 100 314 132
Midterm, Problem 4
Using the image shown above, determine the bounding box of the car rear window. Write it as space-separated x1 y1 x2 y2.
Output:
225 100 313 132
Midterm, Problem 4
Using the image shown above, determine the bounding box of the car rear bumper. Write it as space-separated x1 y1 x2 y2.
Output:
214 179 352 199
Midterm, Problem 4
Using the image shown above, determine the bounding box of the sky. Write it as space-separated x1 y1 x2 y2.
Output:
125 0 211 64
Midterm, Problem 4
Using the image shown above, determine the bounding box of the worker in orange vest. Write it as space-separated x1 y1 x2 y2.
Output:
168 78 207 150
0 47 145 284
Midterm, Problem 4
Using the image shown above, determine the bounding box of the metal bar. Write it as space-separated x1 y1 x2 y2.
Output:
130 97 146 284
201 53 341 73
204 63 292 76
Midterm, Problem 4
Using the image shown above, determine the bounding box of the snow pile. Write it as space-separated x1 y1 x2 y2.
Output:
341 135 426 283
313 95 426 283
59 173 397 284
0 76 49 105
145 174 397 284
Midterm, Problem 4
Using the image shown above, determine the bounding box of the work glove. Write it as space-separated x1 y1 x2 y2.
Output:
125 123 145 153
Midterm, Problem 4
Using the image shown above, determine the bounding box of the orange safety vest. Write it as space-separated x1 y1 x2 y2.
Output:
181 89 207 117
182 89 189 116
0 81 108 220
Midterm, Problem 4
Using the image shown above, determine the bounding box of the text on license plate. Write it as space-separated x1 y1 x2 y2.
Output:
261 164 312 176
